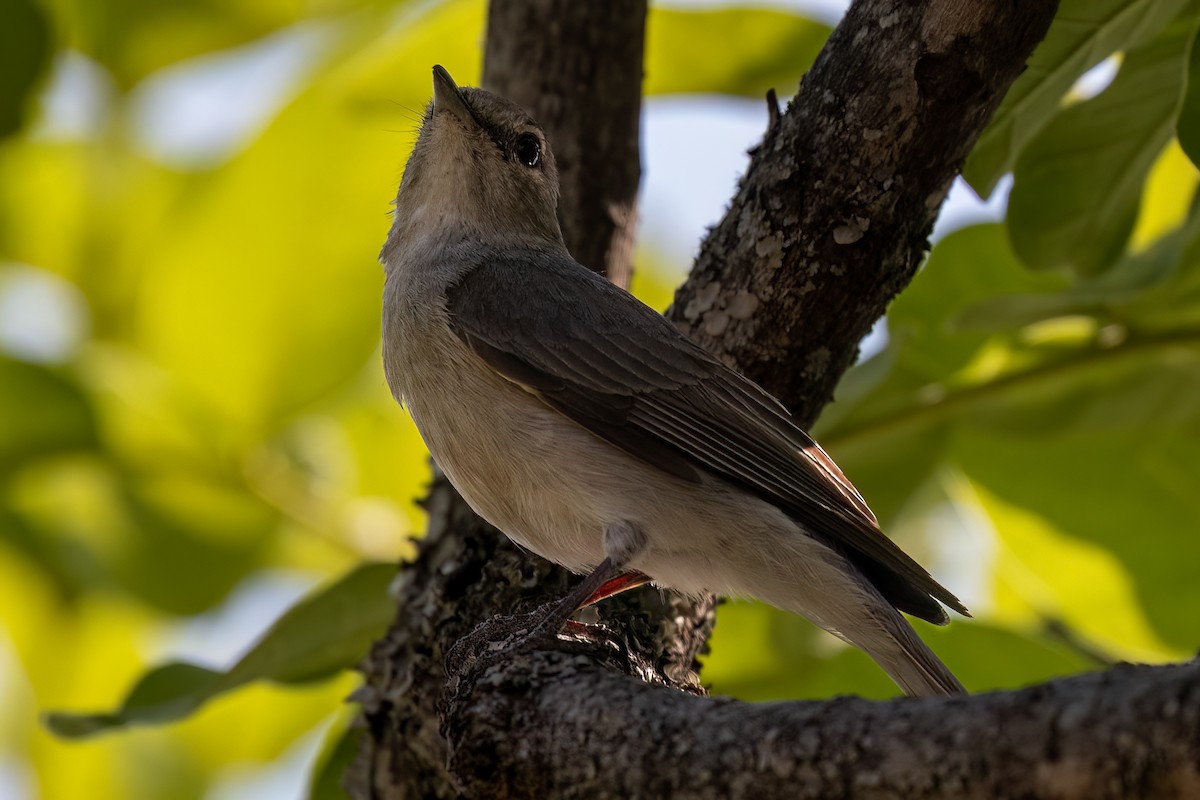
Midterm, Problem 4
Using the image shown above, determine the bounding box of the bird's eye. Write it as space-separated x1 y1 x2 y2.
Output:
515 133 541 168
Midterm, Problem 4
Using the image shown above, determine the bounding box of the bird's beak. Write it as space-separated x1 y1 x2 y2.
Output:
432 65 478 130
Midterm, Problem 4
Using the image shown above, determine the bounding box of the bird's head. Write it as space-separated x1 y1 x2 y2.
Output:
384 65 563 263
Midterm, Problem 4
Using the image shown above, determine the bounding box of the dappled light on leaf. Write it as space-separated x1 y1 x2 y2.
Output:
1007 19 1195 276
1131 140 1200 250
965 0 1192 195
947 471 1178 663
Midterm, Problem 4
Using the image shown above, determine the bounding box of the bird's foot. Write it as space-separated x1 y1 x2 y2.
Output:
444 598 619 683
444 557 634 683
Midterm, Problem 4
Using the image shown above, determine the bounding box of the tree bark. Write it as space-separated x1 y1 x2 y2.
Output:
444 652 1200 800
339 1 1127 798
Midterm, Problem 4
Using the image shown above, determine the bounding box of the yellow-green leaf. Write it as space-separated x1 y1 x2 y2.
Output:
1007 20 1195 276
645 7 831 97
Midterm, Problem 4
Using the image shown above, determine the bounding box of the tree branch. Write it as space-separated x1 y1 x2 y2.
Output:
445 653 1200 799
671 0 1060 426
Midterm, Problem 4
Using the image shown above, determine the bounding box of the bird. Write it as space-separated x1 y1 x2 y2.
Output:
380 65 968 697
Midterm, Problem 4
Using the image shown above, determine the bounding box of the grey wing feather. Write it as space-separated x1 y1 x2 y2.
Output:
446 248 967 622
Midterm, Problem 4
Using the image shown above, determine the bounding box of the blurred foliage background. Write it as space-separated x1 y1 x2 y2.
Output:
1 0 1198 797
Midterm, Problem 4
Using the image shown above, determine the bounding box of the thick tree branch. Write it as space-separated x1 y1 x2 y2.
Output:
671 0 1059 426
445 653 1200 799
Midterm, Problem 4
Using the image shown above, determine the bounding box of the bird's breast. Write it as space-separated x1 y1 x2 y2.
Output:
382 271 608 571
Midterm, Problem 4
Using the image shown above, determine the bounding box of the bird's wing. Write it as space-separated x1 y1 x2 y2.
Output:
445 249 966 622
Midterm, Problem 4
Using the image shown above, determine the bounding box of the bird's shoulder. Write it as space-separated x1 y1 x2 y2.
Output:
445 245 719 394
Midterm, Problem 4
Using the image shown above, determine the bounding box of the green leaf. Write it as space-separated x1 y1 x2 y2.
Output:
333 0 485 118
0 356 98 473
1008 19 1196 276
960 198 1200 330
807 215 1200 664
45 561 396 738
816 225 1065 522
965 0 1192 196
701 600 837 700
955 430 1200 651
0 505 102 601
44 662 222 738
820 220 1200 509
848 323 1200 441
802 621 1097 697
223 561 396 686
1178 23 1200 164
821 393 951 530
888 225 1069 375
818 225 1065 440
645 7 831 97
0 0 52 137
957 471 1180 662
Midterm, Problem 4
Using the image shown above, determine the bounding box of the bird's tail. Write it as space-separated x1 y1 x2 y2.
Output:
770 559 965 697
735 524 966 697
865 608 965 697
